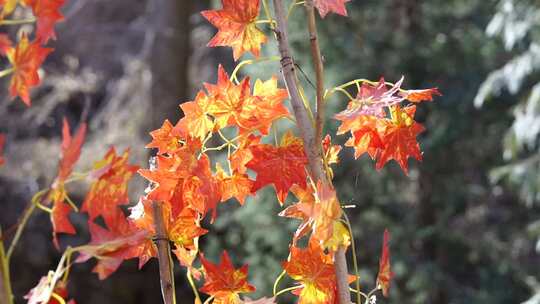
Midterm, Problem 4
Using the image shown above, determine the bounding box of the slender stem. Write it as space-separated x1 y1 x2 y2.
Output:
274 285 302 297
229 56 280 84
0 68 14 79
273 1 351 302
348 288 368 301
261 0 275 30
50 292 66 304
343 215 361 304
0 229 14 304
203 295 214 304
187 269 202 304
0 18 36 25
272 270 286 296
305 0 325 157
152 201 177 304
6 189 49 260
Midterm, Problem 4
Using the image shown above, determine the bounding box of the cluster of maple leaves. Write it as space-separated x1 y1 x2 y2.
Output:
0 0 444 303
0 0 64 106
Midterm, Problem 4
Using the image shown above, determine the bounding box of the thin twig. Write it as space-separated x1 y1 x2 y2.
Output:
305 0 325 156
0 229 14 304
152 201 177 304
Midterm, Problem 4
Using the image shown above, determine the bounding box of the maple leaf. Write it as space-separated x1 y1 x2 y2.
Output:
77 209 154 280
182 154 222 220
200 251 256 304
216 163 253 205
400 87 441 103
376 229 393 297
146 119 182 155
278 184 315 243
239 76 290 135
82 147 139 227
205 65 254 130
314 0 350 18
23 0 65 43
375 105 425 175
229 134 260 174
246 132 308 204
139 140 201 214
283 240 337 304
0 34 12 56
342 116 384 160
6 34 53 106
46 118 86 248
130 199 208 250
201 0 267 60
176 91 215 141
0 133 5 166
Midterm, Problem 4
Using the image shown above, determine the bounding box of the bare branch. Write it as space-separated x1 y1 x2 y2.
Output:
152 201 177 304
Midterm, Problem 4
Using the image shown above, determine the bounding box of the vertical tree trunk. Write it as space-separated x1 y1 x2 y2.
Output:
150 0 193 129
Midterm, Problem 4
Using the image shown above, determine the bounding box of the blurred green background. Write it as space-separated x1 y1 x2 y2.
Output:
1 0 540 303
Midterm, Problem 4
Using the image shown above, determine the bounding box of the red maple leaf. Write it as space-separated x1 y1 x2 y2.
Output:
201 0 267 60
246 132 308 204
24 0 65 43
46 118 86 248
283 240 337 304
146 119 182 155
0 133 5 166
400 87 441 103
216 163 254 205
0 0 18 18
77 209 154 280
376 229 393 297
6 34 53 106
375 105 425 175
314 0 350 18
82 147 139 227
199 251 256 304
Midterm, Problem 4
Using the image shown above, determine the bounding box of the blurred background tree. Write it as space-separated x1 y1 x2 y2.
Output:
0 0 539 303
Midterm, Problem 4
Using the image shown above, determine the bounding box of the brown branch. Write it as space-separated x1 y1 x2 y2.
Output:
273 0 326 183
305 0 325 153
152 201 177 304
273 1 351 303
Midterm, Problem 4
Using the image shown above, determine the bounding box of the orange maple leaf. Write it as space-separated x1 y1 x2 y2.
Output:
77 209 154 280
340 115 384 160
47 118 86 248
283 240 337 304
400 87 441 103
176 91 215 141
376 229 393 297
82 147 139 227
238 76 290 135
146 119 182 155
375 105 425 175
0 34 12 56
6 34 52 106
0 134 5 166
205 65 254 130
246 132 308 204
130 199 207 251
314 0 350 18
216 163 253 205
200 251 256 304
23 0 65 43
229 134 260 174
201 0 267 61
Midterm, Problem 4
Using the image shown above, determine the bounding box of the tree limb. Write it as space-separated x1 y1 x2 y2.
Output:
152 201 177 304
273 0 351 303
